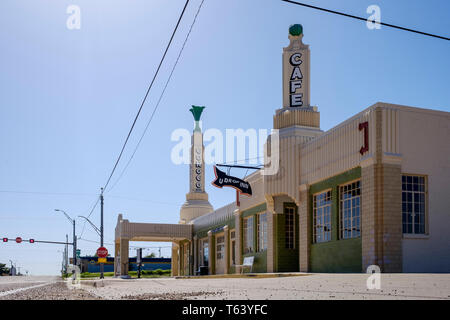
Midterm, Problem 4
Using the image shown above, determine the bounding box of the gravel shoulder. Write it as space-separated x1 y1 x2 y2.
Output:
0 281 102 300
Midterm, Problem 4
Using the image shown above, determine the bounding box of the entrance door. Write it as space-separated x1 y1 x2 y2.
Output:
215 233 225 274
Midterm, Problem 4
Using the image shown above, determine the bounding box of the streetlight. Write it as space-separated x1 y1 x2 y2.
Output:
78 216 100 236
79 211 105 279
54 209 77 267
79 188 104 279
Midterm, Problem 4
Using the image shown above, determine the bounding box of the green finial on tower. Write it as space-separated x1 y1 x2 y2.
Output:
289 24 303 36
190 105 205 121
190 105 205 131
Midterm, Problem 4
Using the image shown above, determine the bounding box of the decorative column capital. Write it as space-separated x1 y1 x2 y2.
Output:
189 105 205 121
190 105 205 132
265 195 275 214
299 184 309 202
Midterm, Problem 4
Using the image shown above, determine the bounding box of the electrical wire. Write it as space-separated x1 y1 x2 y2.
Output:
107 0 206 192
102 0 191 192
78 196 100 239
282 0 450 41
0 190 96 197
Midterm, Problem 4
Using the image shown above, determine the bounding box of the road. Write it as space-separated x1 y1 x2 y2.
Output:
0 273 449 300
0 275 100 300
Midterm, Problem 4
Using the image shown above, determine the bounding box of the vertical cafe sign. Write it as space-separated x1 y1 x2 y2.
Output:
283 24 310 109
289 52 303 107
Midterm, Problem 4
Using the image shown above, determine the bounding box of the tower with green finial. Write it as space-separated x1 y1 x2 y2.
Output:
273 23 320 130
180 105 213 224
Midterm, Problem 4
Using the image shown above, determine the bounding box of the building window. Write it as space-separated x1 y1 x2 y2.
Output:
313 190 332 243
230 230 236 265
285 206 295 249
257 212 268 252
339 180 361 239
216 235 225 260
202 239 209 266
243 216 254 254
402 175 426 234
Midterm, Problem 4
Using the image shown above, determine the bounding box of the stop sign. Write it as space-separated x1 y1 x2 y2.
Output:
97 247 108 258
15 237 22 243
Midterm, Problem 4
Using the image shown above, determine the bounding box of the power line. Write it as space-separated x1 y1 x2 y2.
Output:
107 194 180 206
0 190 96 197
107 0 206 192
78 196 100 239
78 238 113 246
282 0 450 41
102 0 191 192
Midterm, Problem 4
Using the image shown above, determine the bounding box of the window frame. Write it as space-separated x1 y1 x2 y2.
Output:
312 189 333 243
243 216 254 254
284 205 296 249
339 179 361 240
200 237 209 267
256 212 268 252
401 174 428 236
216 233 225 260
229 229 236 266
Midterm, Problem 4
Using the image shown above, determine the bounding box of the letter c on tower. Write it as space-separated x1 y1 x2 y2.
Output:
290 53 302 66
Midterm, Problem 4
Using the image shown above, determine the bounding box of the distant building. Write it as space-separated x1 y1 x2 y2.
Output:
114 24 450 276
74 257 170 273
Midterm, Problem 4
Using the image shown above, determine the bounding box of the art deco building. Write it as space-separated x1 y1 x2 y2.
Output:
115 24 450 276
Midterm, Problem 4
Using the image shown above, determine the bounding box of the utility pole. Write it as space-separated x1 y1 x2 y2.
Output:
65 234 69 273
73 218 77 266
100 188 104 279
54 209 77 268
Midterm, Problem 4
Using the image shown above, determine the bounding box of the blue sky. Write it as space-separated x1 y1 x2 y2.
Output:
0 0 449 275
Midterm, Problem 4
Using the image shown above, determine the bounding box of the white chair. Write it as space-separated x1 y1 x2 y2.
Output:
234 256 254 274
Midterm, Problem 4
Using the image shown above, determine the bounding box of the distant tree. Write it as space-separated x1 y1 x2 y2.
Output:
0 263 10 275
144 252 156 258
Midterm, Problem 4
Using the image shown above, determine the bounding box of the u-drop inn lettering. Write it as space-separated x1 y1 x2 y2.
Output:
289 52 303 107
194 147 202 190
190 105 206 193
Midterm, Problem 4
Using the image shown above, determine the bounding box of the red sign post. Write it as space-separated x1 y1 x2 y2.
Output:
96 247 108 258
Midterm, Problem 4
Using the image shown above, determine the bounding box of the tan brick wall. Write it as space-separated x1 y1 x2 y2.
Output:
298 187 310 272
119 237 129 276
266 197 275 272
234 210 242 267
171 243 179 276
361 164 378 270
207 231 215 275
224 226 229 274
381 164 402 272
361 108 402 272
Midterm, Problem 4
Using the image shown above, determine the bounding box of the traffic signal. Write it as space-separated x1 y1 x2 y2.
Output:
29 239 35 243
2 238 7 242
